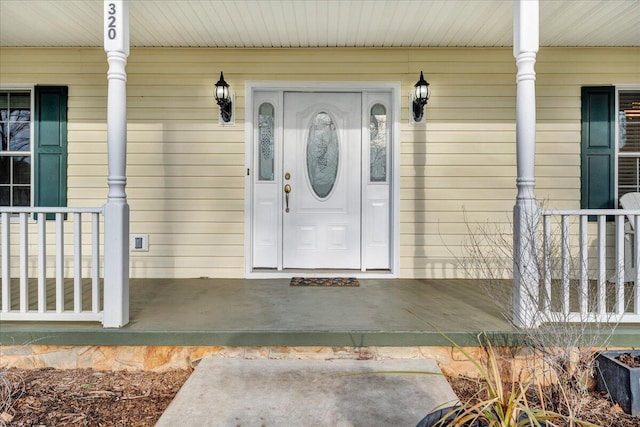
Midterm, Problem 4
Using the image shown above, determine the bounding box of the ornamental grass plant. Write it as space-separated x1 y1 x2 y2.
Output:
440 205 626 425
419 333 598 427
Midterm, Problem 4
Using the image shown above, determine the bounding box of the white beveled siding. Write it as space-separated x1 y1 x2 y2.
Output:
0 47 637 278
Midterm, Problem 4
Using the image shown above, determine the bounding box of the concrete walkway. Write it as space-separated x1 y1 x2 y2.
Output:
156 357 458 427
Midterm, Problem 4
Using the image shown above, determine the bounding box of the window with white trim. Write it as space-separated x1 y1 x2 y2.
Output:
616 89 640 201
0 90 32 206
0 86 68 212
581 86 640 210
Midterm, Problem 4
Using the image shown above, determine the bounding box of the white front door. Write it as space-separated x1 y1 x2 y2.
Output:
282 92 362 269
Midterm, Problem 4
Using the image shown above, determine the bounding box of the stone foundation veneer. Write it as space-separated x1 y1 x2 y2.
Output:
1 345 511 377
5 345 618 384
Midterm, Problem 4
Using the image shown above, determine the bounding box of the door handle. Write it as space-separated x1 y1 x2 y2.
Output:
284 184 291 212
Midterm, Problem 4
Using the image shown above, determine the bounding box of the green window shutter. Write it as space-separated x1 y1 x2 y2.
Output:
581 86 615 210
34 86 68 218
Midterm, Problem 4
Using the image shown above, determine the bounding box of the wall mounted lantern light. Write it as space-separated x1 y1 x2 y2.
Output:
214 71 233 124
411 71 430 123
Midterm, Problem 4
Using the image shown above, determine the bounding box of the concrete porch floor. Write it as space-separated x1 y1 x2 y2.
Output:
1 278 638 347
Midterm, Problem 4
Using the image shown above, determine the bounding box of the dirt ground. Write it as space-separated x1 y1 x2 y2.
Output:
1 368 192 427
2 367 640 426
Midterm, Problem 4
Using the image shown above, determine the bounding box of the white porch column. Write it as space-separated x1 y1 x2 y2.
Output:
512 0 540 328
103 0 130 328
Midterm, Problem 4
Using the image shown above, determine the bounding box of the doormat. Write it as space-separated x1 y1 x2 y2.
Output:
290 277 360 287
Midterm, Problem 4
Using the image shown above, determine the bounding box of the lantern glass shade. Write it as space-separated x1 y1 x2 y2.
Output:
414 71 430 101
214 72 230 101
215 84 229 101
415 83 429 100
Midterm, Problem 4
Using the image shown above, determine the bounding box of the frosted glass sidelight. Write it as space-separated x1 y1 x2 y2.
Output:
369 103 387 182
258 103 275 181
306 112 339 198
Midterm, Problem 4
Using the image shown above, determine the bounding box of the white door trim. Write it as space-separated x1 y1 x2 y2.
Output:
244 81 401 278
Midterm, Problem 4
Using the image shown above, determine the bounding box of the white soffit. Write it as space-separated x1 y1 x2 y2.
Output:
0 0 639 48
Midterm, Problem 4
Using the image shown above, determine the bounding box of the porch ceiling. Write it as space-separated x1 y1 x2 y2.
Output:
1 1 639 48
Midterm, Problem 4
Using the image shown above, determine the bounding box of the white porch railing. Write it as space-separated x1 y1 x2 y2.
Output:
0 207 103 322
540 209 640 323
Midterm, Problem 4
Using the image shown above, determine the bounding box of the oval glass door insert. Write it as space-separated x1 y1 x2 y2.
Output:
306 112 339 198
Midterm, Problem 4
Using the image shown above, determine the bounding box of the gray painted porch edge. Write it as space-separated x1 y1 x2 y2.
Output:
1 278 638 347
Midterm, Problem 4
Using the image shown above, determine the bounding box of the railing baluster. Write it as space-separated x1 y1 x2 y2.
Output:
533 209 640 323
1 212 10 313
543 214 551 312
0 207 104 323
616 214 626 315
5 205 640 324
74 212 82 313
579 215 588 315
19 212 28 313
92 213 100 314
56 213 64 313
38 213 46 313
597 215 607 315
561 215 570 315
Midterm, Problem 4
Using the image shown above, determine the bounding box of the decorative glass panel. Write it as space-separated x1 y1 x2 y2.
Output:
369 103 387 182
258 102 274 181
306 112 339 199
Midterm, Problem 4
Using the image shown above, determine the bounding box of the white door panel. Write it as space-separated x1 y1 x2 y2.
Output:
283 92 361 269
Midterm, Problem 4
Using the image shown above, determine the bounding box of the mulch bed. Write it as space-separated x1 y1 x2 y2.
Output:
1 368 192 427
4 367 640 426
447 375 640 427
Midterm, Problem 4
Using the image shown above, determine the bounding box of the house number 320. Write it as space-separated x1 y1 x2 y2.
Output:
107 3 117 40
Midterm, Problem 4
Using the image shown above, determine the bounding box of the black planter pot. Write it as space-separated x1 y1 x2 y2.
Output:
416 405 551 427
596 350 640 416
416 406 470 427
